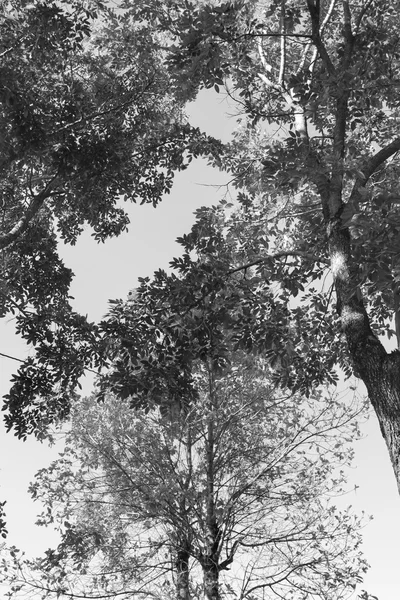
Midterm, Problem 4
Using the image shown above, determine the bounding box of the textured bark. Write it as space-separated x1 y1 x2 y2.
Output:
357 350 400 491
328 217 400 492
176 544 191 600
292 0 400 493
202 561 220 600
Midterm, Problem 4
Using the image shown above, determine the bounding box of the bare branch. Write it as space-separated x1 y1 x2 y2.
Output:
278 0 286 86
0 351 23 363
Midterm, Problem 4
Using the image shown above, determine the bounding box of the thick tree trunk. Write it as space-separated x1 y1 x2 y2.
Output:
176 545 191 600
202 560 220 600
328 218 400 492
362 355 400 489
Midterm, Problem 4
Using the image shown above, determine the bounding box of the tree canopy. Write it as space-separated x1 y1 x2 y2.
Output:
0 0 221 439
1 367 367 599
2 0 400 543
119 0 400 491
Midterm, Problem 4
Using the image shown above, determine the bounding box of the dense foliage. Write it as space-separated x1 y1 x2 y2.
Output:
122 0 400 489
0 0 221 439
4 0 400 489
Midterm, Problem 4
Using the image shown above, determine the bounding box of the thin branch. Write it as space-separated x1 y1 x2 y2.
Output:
15 576 159 600
278 0 286 86
320 0 338 38
244 32 313 39
228 251 329 276
0 46 15 59
50 78 156 136
354 0 374 34
244 560 318 595
0 351 23 363
257 40 276 89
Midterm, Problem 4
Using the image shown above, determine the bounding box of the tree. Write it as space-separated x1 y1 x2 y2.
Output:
130 0 400 492
1 365 367 600
0 0 221 439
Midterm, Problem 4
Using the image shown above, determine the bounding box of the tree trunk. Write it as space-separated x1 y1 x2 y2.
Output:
363 356 400 490
201 366 221 600
328 218 400 492
202 560 220 600
176 544 191 600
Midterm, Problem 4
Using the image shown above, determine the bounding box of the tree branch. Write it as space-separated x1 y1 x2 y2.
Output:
257 40 277 90
298 0 337 76
349 137 400 204
244 560 318 596
0 351 23 363
306 0 336 76
278 0 286 85
228 251 329 276
341 0 355 69
0 175 59 250
362 137 400 183
354 0 374 34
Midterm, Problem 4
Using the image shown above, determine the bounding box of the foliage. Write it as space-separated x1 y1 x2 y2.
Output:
99 202 339 415
159 0 400 333
0 367 368 599
122 0 400 488
0 0 222 438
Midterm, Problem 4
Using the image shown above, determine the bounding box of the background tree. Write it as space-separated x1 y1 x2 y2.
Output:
130 0 400 491
1 363 367 600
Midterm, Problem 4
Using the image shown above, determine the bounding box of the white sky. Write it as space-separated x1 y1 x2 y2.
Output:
0 89 399 599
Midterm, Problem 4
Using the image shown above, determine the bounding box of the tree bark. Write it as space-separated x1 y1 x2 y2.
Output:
202 560 220 600
328 216 400 492
273 0 400 494
176 544 191 600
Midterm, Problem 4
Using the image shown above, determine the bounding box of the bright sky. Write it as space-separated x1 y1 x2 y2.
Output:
0 90 400 599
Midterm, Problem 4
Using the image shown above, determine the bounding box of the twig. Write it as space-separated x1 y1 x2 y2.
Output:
228 251 329 276
0 351 23 363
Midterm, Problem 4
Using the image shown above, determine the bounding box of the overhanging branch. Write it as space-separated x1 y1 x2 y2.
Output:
362 137 400 182
228 251 329 275
0 176 59 250
349 137 400 203
0 351 23 363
